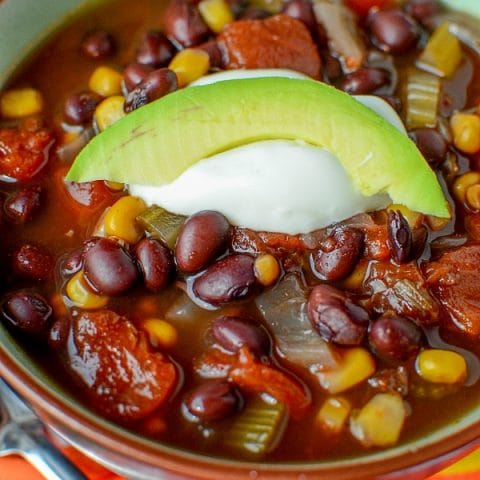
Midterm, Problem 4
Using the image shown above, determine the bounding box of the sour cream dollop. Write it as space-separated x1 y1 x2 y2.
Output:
130 69 406 234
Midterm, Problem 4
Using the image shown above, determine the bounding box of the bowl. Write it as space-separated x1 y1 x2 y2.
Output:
0 1 480 479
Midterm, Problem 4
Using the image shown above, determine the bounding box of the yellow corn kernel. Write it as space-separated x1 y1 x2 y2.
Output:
104 195 146 243
105 181 125 192
169 49 210 87
316 348 375 394
340 260 368 291
387 204 423 228
453 172 480 203
66 271 108 309
89 66 123 97
466 184 480 210
1 88 44 118
254 253 281 286
350 393 406 447
143 318 178 349
316 397 351 434
94 95 125 131
416 349 467 384
451 112 480 154
198 0 233 33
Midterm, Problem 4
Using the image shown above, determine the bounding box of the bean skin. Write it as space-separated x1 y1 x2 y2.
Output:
64 91 102 125
307 284 369 346
136 31 176 67
341 68 390 95
12 243 54 281
193 254 256 305
4 185 41 223
123 63 155 91
176 210 231 273
388 210 412 264
81 30 116 60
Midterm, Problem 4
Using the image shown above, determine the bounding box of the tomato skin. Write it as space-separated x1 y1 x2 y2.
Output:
345 0 391 17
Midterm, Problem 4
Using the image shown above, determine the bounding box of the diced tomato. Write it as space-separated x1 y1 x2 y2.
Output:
345 0 392 17
231 227 308 254
193 348 237 379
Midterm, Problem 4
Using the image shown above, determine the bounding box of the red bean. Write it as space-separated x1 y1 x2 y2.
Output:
81 30 116 60
185 380 240 421
124 68 178 113
341 67 390 95
405 0 438 25
311 227 364 281
64 91 102 125
197 40 224 69
409 128 447 166
212 316 270 357
369 315 422 362
307 284 369 346
387 210 412 264
135 31 177 67
282 0 316 32
61 248 83 276
369 9 419 54
12 243 54 281
4 185 41 223
2 291 52 335
193 254 256 305
134 238 174 292
164 0 210 47
176 210 231 273
83 237 139 296
123 63 155 91
238 8 270 20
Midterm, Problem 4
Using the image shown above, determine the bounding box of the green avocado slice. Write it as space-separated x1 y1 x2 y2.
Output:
66 77 449 218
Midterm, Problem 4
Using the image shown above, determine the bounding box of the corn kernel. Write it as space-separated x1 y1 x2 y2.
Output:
451 112 480 154
104 195 146 243
350 393 406 447
466 184 480 210
1 88 44 118
316 348 376 394
89 66 123 97
340 260 368 291
416 349 467 384
387 204 423 228
198 0 233 33
169 49 210 87
254 253 281 286
143 318 178 349
105 181 125 192
94 95 125 131
453 172 480 204
66 271 108 309
316 397 351 434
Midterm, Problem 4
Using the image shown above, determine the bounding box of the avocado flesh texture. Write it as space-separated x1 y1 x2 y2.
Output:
67 77 449 218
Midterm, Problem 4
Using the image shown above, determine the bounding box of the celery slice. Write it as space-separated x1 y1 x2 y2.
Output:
136 205 186 249
225 397 288 459
417 22 462 78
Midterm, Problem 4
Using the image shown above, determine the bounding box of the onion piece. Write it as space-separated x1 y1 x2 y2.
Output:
433 12 480 55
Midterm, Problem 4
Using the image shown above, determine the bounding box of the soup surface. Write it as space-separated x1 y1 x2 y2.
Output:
1 0 480 462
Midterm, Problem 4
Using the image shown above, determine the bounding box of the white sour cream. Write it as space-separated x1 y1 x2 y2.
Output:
130 69 406 234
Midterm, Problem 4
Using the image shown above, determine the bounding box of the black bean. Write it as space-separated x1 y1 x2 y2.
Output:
2 291 52 335
193 254 256 305
405 0 438 26
123 63 155 91
238 8 270 20
369 315 422 362
307 284 369 346
388 210 412 264
134 238 174 292
369 9 419 55
197 40 224 69
4 185 41 223
64 91 102 125
124 68 178 113
341 67 390 95
176 210 231 273
83 237 139 296
409 128 447 166
212 316 269 357
81 30 116 60
135 31 176 67
282 0 316 32
61 248 83 276
12 244 54 281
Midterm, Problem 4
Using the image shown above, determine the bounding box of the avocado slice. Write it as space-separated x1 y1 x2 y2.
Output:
67 77 449 218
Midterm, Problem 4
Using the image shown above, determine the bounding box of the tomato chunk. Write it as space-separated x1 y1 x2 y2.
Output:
66 310 178 422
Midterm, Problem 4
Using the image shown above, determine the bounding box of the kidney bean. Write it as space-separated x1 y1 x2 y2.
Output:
134 238 174 292
368 9 419 55
213 316 269 357
81 30 116 60
176 210 231 273
2 291 52 335
197 40 224 69
64 91 102 125
388 210 412 264
83 237 139 296
282 0 316 33
185 380 240 421
61 248 83 276
341 67 390 95
136 31 177 67
12 244 54 281
411 225 428 259
404 0 438 25
409 128 447 166
193 254 256 305
238 8 270 20
311 227 364 281
48 317 70 349
124 68 178 113
164 0 210 48
4 185 41 223
369 315 422 362
307 284 369 346
123 63 155 91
